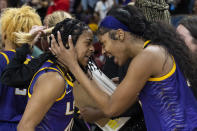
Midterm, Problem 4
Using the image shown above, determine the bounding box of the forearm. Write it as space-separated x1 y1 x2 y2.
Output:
17 121 35 131
89 109 106 122
70 64 113 117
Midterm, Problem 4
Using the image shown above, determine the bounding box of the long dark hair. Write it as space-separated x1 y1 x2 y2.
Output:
98 5 197 98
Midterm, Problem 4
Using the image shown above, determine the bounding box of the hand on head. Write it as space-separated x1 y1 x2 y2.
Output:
49 31 78 69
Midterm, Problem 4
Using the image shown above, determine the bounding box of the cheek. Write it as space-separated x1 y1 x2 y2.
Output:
106 43 115 54
76 48 87 64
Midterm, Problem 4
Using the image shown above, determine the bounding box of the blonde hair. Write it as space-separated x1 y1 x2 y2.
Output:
135 0 171 23
15 11 72 44
1 6 42 47
44 11 72 28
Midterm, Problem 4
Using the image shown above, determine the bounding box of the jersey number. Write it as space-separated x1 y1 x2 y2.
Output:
15 88 27 96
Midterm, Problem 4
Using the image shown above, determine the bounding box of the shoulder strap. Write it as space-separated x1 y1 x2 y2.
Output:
0 52 9 64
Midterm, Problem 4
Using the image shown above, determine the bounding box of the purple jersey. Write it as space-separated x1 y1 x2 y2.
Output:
140 58 197 130
0 50 28 122
28 60 74 131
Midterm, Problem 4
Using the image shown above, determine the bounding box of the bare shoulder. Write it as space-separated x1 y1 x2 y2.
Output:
130 45 163 68
132 45 172 77
139 45 166 61
37 72 64 85
34 71 65 92
127 45 169 79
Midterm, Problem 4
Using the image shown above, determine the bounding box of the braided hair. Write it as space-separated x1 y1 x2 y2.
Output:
51 18 89 47
51 18 98 74
135 0 171 23
33 18 91 76
41 18 99 78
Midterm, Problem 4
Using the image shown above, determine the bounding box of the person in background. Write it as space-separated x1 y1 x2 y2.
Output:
47 0 70 15
177 16 197 54
0 11 72 87
0 6 42 131
29 0 50 21
176 16 197 97
81 0 98 13
95 0 114 22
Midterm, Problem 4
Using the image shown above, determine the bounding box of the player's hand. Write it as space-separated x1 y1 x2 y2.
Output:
79 106 104 123
29 25 46 46
49 32 78 69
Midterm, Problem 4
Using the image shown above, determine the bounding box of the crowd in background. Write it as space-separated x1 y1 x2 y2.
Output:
1 0 197 131
1 0 197 69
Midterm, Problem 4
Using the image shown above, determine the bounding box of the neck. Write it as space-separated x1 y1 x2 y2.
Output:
4 41 16 50
56 60 74 81
127 37 145 57
57 61 69 73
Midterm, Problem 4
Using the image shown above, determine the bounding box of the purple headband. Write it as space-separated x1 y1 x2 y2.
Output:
99 16 130 32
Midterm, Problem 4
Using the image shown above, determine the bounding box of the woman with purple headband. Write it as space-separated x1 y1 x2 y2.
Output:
50 5 197 130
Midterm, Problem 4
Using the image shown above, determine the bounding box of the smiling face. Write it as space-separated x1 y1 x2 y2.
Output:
75 29 95 67
177 24 197 53
98 32 129 66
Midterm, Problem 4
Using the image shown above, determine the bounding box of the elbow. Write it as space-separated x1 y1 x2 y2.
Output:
103 108 120 118
102 99 122 118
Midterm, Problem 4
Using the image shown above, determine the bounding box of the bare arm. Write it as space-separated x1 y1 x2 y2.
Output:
69 53 153 117
17 72 65 131
50 33 162 118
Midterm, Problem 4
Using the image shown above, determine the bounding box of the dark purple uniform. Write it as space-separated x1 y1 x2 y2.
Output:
28 60 74 131
0 50 28 131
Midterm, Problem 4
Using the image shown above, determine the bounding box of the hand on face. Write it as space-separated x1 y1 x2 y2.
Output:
49 31 78 69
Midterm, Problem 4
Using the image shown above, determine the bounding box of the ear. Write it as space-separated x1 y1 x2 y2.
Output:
117 29 125 41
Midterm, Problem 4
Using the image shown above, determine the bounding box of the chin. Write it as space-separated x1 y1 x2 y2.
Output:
81 61 88 67
78 58 88 67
